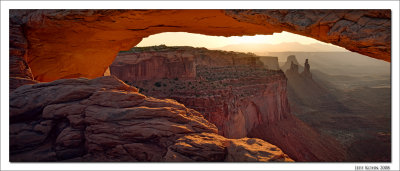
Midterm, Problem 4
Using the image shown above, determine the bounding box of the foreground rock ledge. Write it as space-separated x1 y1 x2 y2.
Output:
9 76 293 162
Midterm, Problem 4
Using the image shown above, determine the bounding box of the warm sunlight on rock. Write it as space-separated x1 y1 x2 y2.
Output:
8 9 391 164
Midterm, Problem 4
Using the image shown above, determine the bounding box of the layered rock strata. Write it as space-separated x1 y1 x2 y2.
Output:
9 76 293 162
111 46 288 138
9 9 390 82
9 13 38 92
110 50 196 81
110 46 346 161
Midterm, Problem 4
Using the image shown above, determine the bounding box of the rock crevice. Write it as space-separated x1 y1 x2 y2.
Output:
9 76 293 162
9 9 390 82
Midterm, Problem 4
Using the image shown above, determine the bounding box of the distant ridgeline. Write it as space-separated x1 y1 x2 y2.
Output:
109 45 346 161
114 45 281 81
120 44 258 56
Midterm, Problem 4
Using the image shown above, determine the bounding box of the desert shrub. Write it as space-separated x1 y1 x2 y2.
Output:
154 82 162 87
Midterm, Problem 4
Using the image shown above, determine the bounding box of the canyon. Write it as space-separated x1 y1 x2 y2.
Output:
282 54 391 161
8 9 391 163
9 76 293 162
110 46 345 161
111 46 286 138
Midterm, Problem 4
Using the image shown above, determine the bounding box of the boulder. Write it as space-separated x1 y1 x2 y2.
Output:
9 76 292 162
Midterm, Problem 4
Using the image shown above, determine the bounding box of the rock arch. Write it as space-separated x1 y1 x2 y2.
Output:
10 9 391 82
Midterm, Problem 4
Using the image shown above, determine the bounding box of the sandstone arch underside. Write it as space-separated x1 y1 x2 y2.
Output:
10 9 391 82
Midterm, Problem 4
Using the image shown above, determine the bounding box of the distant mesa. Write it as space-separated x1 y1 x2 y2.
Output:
217 42 349 53
110 46 288 139
285 55 312 79
287 55 299 65
281 55 300 72
110 46 279 82
287 61 299 75
109 46 346 162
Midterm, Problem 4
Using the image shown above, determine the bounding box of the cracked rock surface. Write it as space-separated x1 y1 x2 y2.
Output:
224 10 390 62
9 10 390 82
10 76 293 162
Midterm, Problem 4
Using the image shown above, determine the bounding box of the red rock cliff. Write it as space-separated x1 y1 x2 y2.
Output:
110 46 345 161
9 76 293 162
110 51 196 81
9 10 390 83
111 46 288 138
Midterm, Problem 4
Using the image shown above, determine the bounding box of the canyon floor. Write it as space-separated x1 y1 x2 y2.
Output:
7 9 393 165
280 52 391 162
113 47 390 162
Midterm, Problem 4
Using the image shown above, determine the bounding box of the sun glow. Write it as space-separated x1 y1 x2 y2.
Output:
136 31 339 49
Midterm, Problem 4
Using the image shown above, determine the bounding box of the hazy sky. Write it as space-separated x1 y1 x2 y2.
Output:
136 31 342 49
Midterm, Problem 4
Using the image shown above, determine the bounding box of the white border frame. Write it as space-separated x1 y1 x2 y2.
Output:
1 1 399 170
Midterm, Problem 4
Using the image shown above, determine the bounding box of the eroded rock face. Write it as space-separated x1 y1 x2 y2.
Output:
110 46 270 83
111 46 289 138
9 77 39 93
165 133 293 162
9 13 37 92
300 59 312 79
110 51 196 82
225 10 391 61
248 114 346 162
9 13 33 80
281 55 300 72
287 62 300 75
9 9 390 82
110 47 346 161
9 76 292 162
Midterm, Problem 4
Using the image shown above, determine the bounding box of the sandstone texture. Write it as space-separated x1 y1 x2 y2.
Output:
9 77 39 93
165 133 293 162
111 50 196 82
110 46 268 82
9 13 33 80
9 13 37 92
9 9 390 82
110 46 346 161
112 46 288 138
225 10 391 62
9 76 293 162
